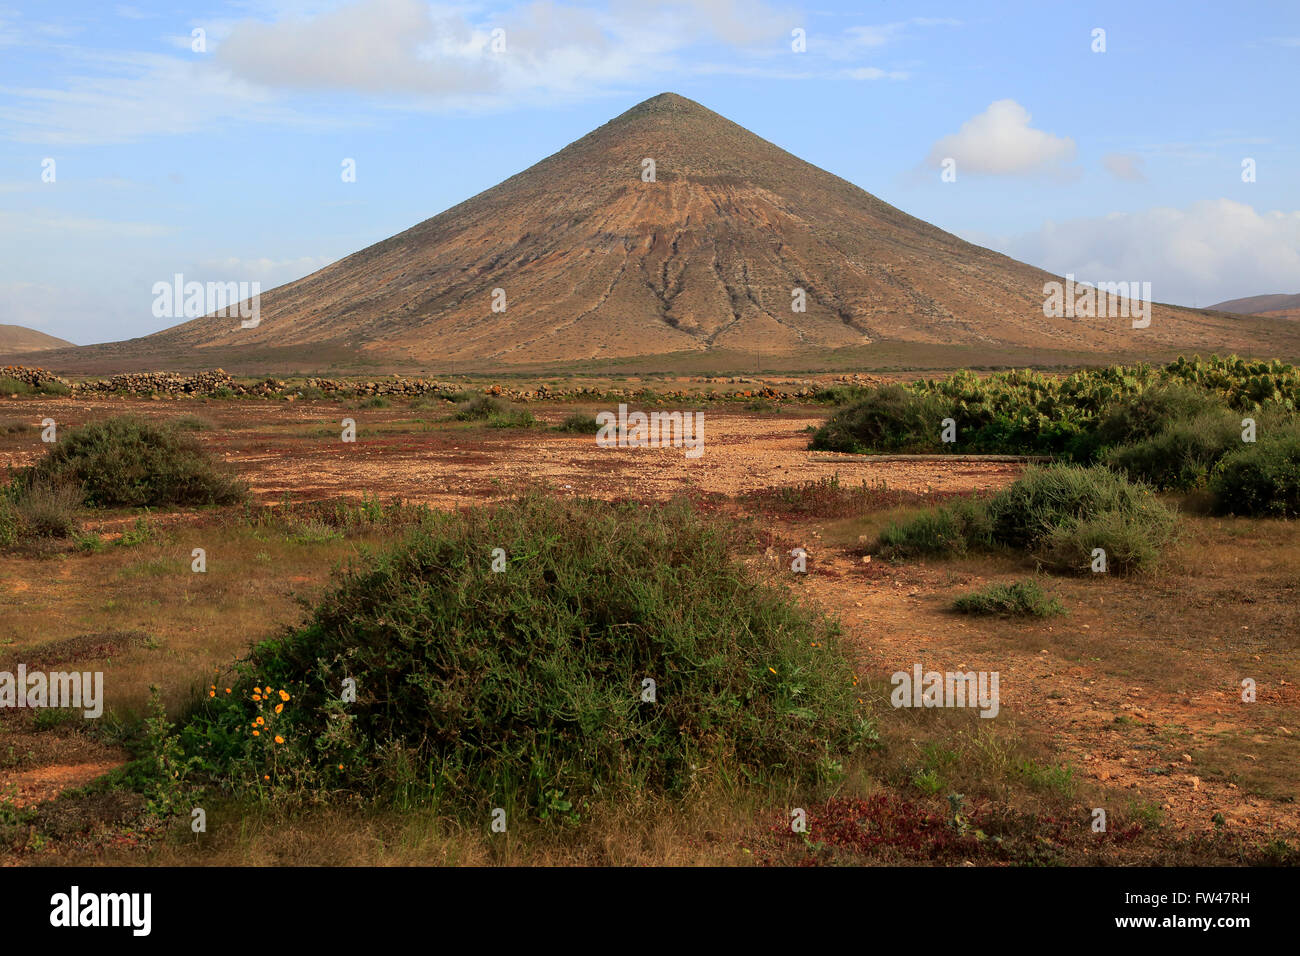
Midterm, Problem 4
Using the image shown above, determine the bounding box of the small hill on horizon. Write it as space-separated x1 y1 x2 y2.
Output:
0 325 75 355
1208 293 1300 324
23 93 1300 376
1209 293 1300 315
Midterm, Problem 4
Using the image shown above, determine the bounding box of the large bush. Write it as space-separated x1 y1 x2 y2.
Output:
22 416 246 507
985 464 1176 552
1091 385 1222 451
1209 433 1300 517
1103 410 1242 490
875 465 1177 574
809 384 952 454
178 495 877 817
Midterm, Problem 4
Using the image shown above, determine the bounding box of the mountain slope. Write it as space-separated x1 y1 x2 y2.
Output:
1209 293 1300 314
35 93 1300 372
0 325 75 354
1209 293 1300 324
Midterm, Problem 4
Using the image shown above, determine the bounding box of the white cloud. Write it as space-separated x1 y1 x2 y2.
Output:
1102 152 1146 182
0 0 942 140
211 0 799 103
192 256 334 287
0 50 325 144
989 199 1300 306
0 209 171 238
926 99 1076 177
820 16 957 60
215 0 499 96
843 23 904 48
844 66 908 80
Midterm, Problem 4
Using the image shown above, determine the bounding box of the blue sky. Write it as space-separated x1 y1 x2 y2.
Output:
1 0 1297 345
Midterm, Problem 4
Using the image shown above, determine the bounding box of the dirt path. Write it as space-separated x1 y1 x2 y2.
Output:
798 549 1300 836
228 411 1025 505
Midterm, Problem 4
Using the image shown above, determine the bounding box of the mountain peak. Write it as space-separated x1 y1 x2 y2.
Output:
620 92 708 117
66 92 1277 372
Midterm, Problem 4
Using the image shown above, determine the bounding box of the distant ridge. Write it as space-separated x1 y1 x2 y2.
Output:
30 92 1300 374
0 324 75 354
1209 293 1300 316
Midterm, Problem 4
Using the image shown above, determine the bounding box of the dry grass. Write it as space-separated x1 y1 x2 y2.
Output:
0 515 379 721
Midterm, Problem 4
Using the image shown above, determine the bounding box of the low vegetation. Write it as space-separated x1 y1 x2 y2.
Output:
554 411 602 434
0 480 82 545
175 494 877 820
455 395 538 428
0 375 71 397
811 356 1300 516
876 464 1178 574
740 475 953 519
951 579 1065 618
1209 432 1300 517
19 415 246 507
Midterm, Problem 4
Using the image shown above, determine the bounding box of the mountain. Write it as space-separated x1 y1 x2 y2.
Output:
29 93 1300 374
0 325 75 355
1209 293 1300 322
1209 293 1300 314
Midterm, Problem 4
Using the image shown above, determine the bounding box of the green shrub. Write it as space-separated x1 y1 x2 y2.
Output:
487 408 538 428
359 395 389 409
1039 510 1174 574
555 412 601 434
1209 433 1300 517
0 377 66 396
12 481 82 538
455 395 510 420
809 358 1300 460
287 519 345 544
178 495 877 817
0 479 82 544
72 530 106 553
810 385 952 454
1104 410 1241 490
811 385 872 406
0 377 33 396
985 464 1171 551
21 416 246 507
1092 385 1221 451
875 465 1178 574
951 579 1064 617
876 498 992 557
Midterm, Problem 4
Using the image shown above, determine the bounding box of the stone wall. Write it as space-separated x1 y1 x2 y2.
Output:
0 366 875 403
